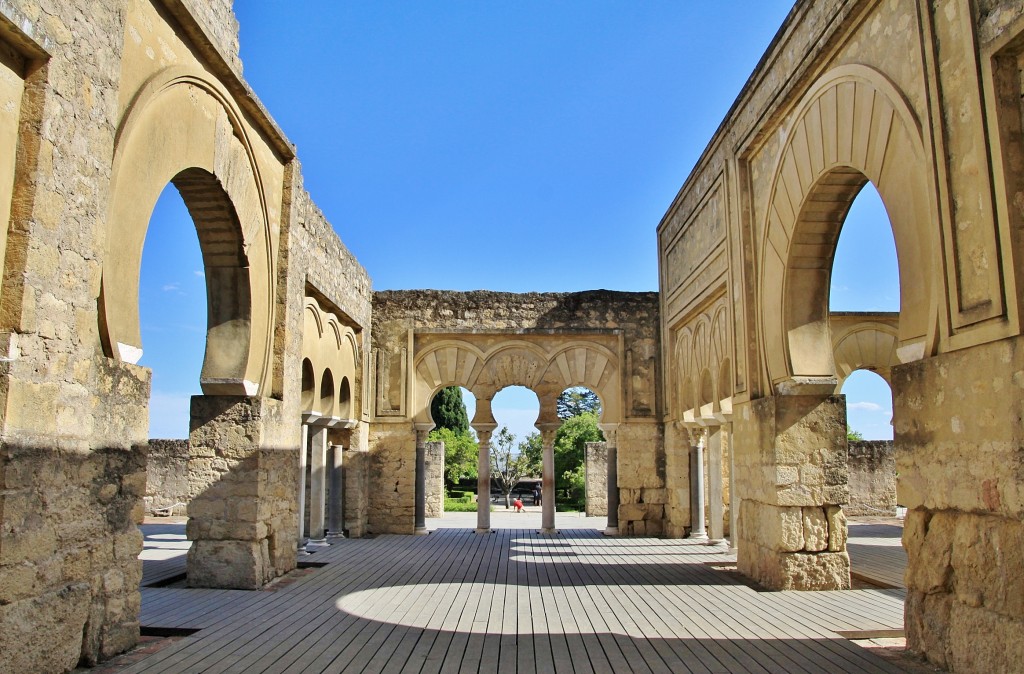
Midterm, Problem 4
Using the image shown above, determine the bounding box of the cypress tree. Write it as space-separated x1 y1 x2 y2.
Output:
430 386 469 433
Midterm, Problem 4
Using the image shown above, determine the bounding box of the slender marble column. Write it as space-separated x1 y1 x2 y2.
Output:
688 429 708 540
707 425 725 544
538 427 558 534
297 422 310 551
475 428 494 533
327 443 345 538
415 427 430 535
308 425 329 545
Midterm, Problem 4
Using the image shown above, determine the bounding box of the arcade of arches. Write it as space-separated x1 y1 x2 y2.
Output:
0 1 1022 673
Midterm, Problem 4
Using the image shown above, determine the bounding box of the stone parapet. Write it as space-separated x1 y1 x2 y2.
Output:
846 440 896 516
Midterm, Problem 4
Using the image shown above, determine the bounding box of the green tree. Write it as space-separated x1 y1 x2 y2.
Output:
430 386 469 434
554 411 604 507
847 426 864 442
557 387 602 420
428 426 478 485
518 432 542 477
490 427 530 509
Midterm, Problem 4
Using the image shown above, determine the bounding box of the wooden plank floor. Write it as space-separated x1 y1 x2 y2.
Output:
847 521 907 589
121 526 920 673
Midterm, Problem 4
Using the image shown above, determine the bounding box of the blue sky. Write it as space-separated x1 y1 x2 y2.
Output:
141 1 896 441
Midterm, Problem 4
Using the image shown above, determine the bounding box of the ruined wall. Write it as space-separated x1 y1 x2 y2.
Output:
0 0 374 668
369 290 661 535
658 0 1024 669
846 440 896 517
145 439 189 513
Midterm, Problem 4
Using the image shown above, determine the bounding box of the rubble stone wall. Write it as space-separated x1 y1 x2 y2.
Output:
846 440 896 517
145 439 189 514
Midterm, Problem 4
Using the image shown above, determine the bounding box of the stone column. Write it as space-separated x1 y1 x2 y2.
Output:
688 428 708 540
472 399 497 534
584 442 608 517
307 424 329 546
707 424 725 545
296 419 311 551
601 424 619 536
327 443 345 538
475 427 494 533
538 425 559 534
414 425 431 535
733 393 850 590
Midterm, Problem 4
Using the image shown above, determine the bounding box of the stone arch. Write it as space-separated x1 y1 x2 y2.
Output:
300 358 315 415
673 327 694 418
759 64 939 389
319 369 336 419
100 66 275 396
831 319 899 389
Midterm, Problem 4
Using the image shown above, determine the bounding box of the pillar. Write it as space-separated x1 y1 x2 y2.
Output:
538 425 559 534
707 425 725 545
414 425 431 535
688 428 708 540
475 428 494 533
186 396 296 589
733 393 850 590
296 420 310 551
307 424 329 545
327 443 345 538
602 424 619 536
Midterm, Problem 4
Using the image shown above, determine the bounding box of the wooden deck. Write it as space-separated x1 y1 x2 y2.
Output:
118 523 923 673
847 520 907 589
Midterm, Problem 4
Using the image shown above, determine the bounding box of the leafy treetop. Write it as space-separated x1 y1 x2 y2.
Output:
557 387 602 420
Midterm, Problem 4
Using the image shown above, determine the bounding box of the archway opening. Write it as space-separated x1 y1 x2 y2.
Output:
490 386 540 515
427 386 478 524
136 182 210 587
827 181 905 588
319 369 335 419
554 386 604 524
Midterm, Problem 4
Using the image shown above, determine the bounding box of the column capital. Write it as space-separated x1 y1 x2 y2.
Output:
535 422 559 445
598 422 618 445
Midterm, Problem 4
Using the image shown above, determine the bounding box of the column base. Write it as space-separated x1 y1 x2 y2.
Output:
687 531 709 540
305 538 329 551
603 526 619 536
414 527 430 535
475 528 492 534
706 538 728 547
327 531 346 540
539 528 559 535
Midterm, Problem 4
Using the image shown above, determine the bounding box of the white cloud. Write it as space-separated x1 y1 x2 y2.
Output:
161 282 180 292
193 270 205 277
848 401 882 411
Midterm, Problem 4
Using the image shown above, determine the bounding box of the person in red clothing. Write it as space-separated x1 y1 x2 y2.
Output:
513 497 524 513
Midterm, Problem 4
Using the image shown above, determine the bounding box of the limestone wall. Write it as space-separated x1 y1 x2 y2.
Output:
846 440 896 517
896 337 1024 673
145 439 189 514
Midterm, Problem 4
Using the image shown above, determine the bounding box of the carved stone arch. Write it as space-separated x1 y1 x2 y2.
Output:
474 342 549 399
101 66 276 396
541 341 621 423
831 321 899 389
673 326 694 417
691 315 712 381
412 340 487 424
759 64 939 389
